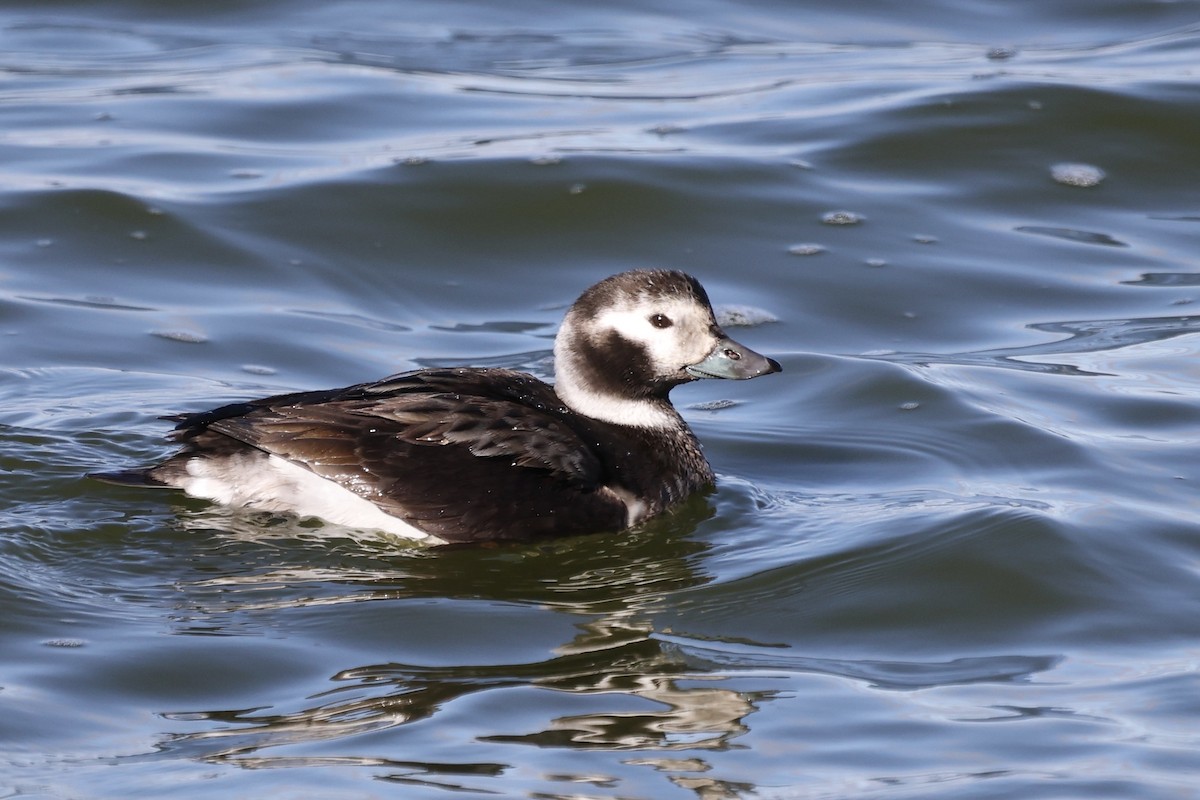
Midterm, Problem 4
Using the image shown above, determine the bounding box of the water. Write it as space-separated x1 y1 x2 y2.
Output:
3 1 1200 797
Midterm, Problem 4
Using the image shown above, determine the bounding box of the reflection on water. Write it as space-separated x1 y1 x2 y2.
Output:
140 527 760 794
131 502 1067 797
142 597 1060 797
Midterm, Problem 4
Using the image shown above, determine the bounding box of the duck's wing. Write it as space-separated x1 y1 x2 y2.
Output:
192 370 628 541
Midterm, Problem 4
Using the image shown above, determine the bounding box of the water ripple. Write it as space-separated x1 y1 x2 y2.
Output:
871 313 1200 376
654 633 1062 691
1014 224 1127 247
4 19 1197 190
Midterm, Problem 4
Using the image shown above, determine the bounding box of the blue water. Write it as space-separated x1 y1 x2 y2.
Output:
3 1 1200 797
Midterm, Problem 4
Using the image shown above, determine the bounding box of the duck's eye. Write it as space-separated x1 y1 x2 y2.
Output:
649 313 673 329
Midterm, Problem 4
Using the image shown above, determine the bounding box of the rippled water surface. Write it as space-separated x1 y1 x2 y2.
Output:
4 1 1200 797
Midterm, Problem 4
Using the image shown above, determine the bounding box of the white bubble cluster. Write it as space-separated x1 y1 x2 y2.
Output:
821 210 864 225
1051 162 1105 188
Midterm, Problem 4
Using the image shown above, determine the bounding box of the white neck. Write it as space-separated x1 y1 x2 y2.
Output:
553 354 678 429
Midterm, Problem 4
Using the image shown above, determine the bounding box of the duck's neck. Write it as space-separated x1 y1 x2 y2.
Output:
553 318 690 429
552 334 680 428
553 369 680 429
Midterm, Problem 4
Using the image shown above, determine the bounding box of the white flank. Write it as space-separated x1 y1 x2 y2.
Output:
182 454 444 543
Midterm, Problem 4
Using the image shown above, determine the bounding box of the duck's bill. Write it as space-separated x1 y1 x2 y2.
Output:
684 337 782 380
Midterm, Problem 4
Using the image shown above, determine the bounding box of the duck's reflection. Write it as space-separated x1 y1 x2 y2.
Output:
149 496 1061 798
156 616 767 796
150 498 772 796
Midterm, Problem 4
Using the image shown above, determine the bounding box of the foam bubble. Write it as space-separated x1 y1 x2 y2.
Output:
821 210 864 226
1051 162 1105 188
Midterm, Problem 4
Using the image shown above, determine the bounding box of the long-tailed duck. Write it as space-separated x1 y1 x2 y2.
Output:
93 270 781 543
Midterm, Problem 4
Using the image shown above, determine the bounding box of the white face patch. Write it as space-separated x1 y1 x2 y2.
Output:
591 296 719 376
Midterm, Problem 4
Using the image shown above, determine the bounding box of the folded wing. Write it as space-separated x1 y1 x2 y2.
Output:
169 369 627 542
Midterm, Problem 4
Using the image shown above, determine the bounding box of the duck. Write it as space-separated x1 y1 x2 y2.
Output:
92 269 781 543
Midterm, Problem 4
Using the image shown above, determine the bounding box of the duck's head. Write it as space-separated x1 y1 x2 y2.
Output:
553 269 781 428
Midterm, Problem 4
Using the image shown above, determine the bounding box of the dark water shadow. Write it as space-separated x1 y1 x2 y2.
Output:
1122 272 1200 288
1013 225 1128 247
